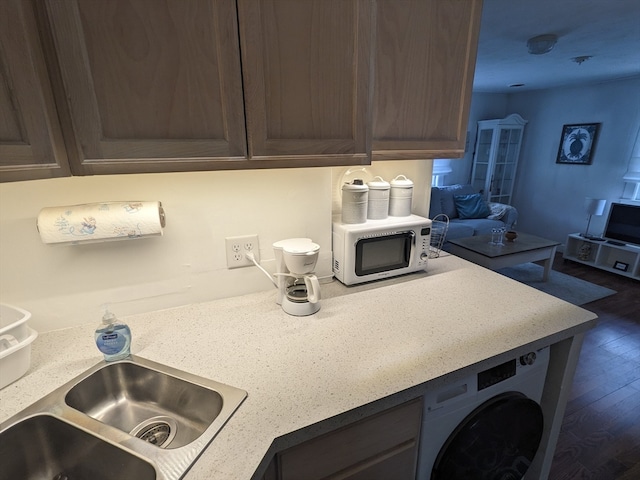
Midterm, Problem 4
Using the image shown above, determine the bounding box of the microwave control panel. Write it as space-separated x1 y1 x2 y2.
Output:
418 226 431 262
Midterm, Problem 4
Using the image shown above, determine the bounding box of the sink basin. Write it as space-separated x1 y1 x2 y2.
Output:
66 362 223 449
0 414 157 480
0 355 247 480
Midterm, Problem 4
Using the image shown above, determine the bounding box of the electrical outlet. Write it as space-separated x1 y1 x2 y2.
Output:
225 234 259 269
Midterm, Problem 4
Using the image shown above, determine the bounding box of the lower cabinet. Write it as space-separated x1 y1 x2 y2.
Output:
265 398 423 480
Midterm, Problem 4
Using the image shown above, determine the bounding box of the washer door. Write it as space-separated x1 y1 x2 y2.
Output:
432 392 544 480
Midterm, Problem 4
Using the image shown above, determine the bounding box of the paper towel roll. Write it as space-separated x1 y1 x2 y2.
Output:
37 201 165 244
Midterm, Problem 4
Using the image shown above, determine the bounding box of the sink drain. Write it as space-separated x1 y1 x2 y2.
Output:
130 416 177 448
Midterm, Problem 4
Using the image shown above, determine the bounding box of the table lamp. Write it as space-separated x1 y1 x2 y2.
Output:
581 197 606 240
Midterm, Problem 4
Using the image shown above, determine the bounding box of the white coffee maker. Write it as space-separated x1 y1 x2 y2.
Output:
273 238 321 316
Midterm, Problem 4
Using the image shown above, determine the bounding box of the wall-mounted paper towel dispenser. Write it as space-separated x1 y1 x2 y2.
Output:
37 201 165 245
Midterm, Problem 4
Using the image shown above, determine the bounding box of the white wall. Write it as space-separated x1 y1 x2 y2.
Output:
507 76 640 243
0 161 431 333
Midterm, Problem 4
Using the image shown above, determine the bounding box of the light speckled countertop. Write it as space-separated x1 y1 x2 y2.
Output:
0 255 597 479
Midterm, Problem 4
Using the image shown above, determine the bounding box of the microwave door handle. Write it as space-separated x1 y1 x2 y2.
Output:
405 231 415 264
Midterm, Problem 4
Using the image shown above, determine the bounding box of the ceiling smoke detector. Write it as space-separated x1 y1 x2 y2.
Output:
527 34 558 55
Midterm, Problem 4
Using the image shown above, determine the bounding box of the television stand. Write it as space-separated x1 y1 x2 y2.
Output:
564 233 640 280
606 240 626 246
580 233 605 241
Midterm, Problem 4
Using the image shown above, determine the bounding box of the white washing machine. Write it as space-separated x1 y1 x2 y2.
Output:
417 346 549 480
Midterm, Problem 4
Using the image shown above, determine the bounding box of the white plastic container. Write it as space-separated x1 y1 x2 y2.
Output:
0 327 37 389
0 304 37 389
342 180 369 224
389 175 414 216
0 303 32 351
367 176 390 220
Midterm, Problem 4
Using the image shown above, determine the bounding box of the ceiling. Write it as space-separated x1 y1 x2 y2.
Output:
472 0 640 93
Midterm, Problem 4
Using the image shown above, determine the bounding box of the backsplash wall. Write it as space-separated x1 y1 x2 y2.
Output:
0 161 431 332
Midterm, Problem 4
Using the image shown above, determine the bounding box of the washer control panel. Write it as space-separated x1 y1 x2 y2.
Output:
478 350 541 391
520 351 537 366
478 358 516 391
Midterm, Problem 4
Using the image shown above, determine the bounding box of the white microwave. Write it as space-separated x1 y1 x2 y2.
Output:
332 215 432 285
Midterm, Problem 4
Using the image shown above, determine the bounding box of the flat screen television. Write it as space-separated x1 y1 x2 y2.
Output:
604 203 640 246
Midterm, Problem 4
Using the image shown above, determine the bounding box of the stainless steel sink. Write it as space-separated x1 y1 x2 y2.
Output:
65 361 224 449
0 414 158 480
0 356 247 480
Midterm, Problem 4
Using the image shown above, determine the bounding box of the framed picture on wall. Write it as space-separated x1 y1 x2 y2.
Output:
556 123 600 164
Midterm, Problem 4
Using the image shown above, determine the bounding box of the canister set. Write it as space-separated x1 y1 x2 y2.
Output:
341 175 413 224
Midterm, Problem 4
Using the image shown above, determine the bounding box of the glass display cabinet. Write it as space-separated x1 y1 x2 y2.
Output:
470 114 528 204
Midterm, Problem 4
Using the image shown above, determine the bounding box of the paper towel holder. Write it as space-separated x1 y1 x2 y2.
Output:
37 201 166 244
159 203 166 228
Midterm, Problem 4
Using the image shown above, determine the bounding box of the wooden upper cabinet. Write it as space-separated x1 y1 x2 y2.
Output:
0 0 70 182
237 0 372 167
1 0 482 181
43 0 247 175
372 0 482 160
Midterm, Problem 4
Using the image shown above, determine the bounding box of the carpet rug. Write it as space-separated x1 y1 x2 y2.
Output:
496 262 616 306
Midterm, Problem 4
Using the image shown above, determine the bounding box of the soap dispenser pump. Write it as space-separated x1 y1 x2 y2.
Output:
95 306 131 361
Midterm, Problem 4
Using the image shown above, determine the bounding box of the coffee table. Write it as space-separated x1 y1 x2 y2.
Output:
448 232 560 281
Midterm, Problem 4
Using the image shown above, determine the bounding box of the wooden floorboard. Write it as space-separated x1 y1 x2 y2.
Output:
546 253 640 480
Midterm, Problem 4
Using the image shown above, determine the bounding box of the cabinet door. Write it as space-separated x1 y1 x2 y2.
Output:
372 0 482 160
278 398 422 480
238 0 372 167
0 0 70 182
471 127 493 195
43 0 247 175
489 127 522 204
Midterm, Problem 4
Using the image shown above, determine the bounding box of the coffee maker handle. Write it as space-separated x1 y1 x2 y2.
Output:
304 275 321 304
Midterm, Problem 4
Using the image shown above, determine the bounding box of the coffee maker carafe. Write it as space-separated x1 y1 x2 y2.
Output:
273 238 321 316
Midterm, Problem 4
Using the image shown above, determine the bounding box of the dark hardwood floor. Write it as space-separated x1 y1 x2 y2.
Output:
546 254 640 480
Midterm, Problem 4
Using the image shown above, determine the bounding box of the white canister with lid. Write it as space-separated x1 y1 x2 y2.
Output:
389 174 413 216
342 180 369 224
366 176 390 219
